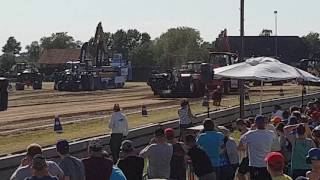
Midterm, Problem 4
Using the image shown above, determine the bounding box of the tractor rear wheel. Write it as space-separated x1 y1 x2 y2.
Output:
15 82 24 91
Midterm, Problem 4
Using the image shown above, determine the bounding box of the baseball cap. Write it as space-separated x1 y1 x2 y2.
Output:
306 148 320 164
265 152 285 169
32 154 47 171
121 140 134 152
164 128 175 139
56 140 69 153
89 139 103 152
271 116 282 124
255 115 265 124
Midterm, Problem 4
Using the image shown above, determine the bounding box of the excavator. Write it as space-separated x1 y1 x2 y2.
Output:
54 22 128 91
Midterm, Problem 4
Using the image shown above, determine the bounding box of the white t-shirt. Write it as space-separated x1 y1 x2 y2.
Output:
267 124 281 152
240 129 275 167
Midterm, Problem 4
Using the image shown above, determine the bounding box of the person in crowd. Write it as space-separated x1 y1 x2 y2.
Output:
287 116 298 126
117 140 144 180
178 98 194 141
306 148 320 180
218 126 239 180
266 117 282 152
110 166 127 180
310 111 320 128
139 128 173 179
292 111 302 123
196 118 224 178
265 152 292 180
275 123 291 171
289 105 301 114
82 139 113 180
185 135 216 180
235 118 250 180
109 104 129 164
238 115 275 180
10 143 64 180
284 123 315 179
56 140 85 180
25 154 59 180
164 128 186 180
272 105 284 119
282 110 290 124
311 126 320 148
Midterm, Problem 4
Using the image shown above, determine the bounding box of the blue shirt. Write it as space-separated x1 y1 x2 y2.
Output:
196 131 224 167
110 166 127 180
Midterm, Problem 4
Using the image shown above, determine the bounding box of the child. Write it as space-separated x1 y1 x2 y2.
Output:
265 152 292 180
306 148 320 180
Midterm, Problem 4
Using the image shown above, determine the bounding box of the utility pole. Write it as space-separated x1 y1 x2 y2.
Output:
239 0 245 118
274 10 278 57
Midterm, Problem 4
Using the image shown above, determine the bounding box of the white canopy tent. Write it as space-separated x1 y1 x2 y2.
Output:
214 57 320 114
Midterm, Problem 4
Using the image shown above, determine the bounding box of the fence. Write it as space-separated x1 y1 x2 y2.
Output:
0 92 319 179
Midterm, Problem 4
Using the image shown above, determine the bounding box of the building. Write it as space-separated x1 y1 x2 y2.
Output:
38 49 81 75
227 36 308 64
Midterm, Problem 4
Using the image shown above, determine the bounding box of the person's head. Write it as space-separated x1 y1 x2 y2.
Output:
247 117 255 126
236 118 247 131
271 116 282 126
290 105 301 114
88 139 103 156
203 118 214 132
26 143 42 159
288 116 298 125
154 128 166 143
31 154 48 175
185 135 196 148
306 148 320 170
297 124 306 137
164 128 175 141
56 139 69 156
274 105 281 111
311 112 320 122
282 110 290 120
292 111 302 121
120 140 134 154
113 104 121 112
265 152 285 176
255 115 266 129
180 98 189 108
313 126 320 139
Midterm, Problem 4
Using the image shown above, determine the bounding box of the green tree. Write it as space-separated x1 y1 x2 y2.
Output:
0 54 16 71
111 29 128 58
2 36 21 55
152 27 208 69
302 32 320 58
25 41 40 62
40 32 77 49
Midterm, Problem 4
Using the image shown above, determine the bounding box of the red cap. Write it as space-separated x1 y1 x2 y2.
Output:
164 128 175 138
265 152 285 169
271 116 282 124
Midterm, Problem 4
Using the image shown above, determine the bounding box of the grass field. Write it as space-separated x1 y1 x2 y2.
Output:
0 85 314 156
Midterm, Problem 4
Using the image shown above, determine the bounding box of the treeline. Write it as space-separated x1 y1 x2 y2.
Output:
1 27 320 71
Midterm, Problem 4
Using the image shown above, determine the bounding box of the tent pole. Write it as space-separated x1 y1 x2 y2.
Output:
239 0 245 118
260 80 263 115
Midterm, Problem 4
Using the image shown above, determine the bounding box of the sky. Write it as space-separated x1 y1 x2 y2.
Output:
0 0 319 52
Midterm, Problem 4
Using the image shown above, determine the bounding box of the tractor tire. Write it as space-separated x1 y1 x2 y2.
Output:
15 82 24 91
32 80 42 90
88 76 95 91
57 81 65 91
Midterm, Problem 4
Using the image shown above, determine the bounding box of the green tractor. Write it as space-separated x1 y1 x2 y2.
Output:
11 63 42 90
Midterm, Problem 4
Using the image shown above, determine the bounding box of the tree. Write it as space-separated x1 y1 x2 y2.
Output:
111 29 128 58
40 32 77 49
302 32 320 58
0 54 16 71
259 29 273 36
152 27 208 69
25 41 40 62
2 36 21 55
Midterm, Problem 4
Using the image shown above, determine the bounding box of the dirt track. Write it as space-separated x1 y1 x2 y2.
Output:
1 82 178 132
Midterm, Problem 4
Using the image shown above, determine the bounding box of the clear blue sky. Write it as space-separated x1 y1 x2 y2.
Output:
0 0 319 52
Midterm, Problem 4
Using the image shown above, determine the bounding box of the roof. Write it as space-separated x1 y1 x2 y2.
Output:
227 36 308 64
39 49 81 65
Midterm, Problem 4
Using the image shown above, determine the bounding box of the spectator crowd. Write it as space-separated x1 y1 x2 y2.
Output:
9 99 320 180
